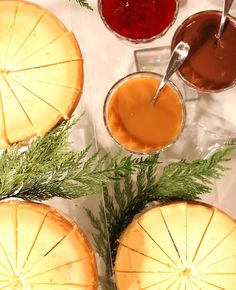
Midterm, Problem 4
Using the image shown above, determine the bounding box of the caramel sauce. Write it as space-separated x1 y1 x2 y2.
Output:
106 77 184 153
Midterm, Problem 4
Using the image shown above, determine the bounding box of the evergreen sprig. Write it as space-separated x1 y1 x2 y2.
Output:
74 0 93 10
0 118 143 201
86 146 235 289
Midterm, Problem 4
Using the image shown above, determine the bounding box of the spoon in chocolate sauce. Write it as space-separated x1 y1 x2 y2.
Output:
152 41 190 104
215 0 235 40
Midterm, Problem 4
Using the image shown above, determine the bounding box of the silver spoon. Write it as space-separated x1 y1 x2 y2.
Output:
215 0 235 40
152 41 190 104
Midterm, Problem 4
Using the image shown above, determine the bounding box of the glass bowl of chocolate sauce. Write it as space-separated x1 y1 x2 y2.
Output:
171 10 236 93
98 0 179 44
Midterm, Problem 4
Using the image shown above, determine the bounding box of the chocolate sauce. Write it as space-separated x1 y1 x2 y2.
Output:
172 11 236 92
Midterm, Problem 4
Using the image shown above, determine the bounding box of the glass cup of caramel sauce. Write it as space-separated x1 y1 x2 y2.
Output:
171 10 236 93
103 72 186 154
98 0 179 44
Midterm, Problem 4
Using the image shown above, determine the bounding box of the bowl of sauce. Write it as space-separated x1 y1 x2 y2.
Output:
171 11 236 93
104 72 186 154
98 0 179 44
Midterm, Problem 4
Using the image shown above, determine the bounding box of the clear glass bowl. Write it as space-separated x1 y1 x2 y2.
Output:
171 10 236 93
103 71 186 155
98 0 179 45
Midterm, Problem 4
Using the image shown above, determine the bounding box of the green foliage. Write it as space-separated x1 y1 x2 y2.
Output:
0 118 142 201
86 146 235 289
74 0 93 10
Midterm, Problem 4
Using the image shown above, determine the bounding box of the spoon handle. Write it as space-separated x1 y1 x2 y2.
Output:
216 0 234 39
152 42 189 104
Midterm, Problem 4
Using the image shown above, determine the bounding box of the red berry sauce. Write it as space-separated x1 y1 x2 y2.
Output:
100 0 177 40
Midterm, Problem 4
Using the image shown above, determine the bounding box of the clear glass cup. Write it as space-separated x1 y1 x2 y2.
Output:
103 72 186 155
98 0 179 45
171 10 236 93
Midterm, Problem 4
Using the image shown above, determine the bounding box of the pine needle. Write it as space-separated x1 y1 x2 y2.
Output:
74 0 93 10
0 118 143 201
86 145 235 289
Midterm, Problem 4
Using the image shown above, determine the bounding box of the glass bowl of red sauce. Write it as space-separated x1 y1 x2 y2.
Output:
98 0 179 44
103 72 186 155
171 11 236 93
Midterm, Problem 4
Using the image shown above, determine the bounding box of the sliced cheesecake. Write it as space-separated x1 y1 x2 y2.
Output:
115 202 236 290
0 0 83 147
0 200 98 289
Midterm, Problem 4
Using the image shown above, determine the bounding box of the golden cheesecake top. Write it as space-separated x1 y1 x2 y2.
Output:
0 200 98 289
0 0 83 148
115 202 236 290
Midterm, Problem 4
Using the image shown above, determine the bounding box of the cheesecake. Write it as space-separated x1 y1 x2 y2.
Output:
0 200 98 289
0 0 83 148
115 202 236 289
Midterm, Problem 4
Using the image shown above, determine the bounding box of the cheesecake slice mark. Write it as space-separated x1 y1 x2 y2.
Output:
9 75 65 118
0 280 13 284
9 11 48 64
186 204 188 263
138 275 179 290
117 243 179 272
0 90 9 146
13 74 81 91
0 0 18 67
195 226 236 268
29 282 93 287
159 208 184 266
191 276 225 290
5 73 63 136
0 247 15 277
9 59 82 73
137 221 178 268
177 278 183 290
14 31 82 67
166 277 180 289
3 75 37 136
115 270 177 274
0 203 20 275
30 286 93 289
0 242 15 275
191 279 202 290
0 269 13 279
200 272 236 275
0 74 36 143
26 257 88 279
23 227 76 277
2 74 38 135
0 282 16 289
19 210 51 274
14 204 19 272
14 32 68 66
3 1 46 66
198 255 236 271
2 1 18 67
186 279 194 290
191 208 215 264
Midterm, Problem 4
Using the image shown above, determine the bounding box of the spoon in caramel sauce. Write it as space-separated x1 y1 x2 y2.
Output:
152 41 190 104
215 0 235 40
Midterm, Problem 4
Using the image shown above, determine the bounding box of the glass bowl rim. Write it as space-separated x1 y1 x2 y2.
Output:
98 0 180 44
171 10 236 94
103 71 187 155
